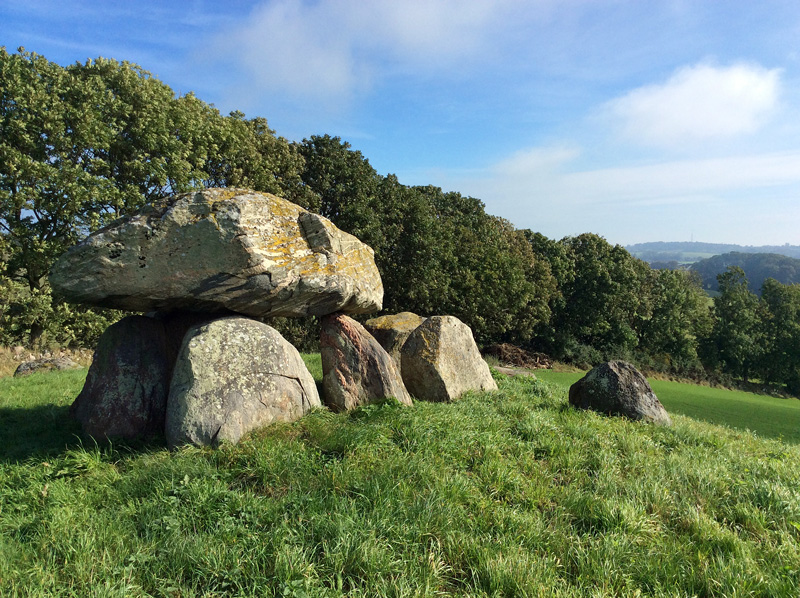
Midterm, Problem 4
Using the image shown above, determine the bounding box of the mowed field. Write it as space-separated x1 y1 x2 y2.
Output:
535 369 800 444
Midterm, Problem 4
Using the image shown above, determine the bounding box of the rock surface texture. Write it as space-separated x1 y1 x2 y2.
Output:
568 361 672 425
14 357 80 377
50 188 383 318
71 316 172 439
401 315 497 402
165 317 321 448
363 311 425 376
321 313 412 412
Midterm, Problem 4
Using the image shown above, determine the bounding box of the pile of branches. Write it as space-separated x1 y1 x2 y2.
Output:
482 343 553 369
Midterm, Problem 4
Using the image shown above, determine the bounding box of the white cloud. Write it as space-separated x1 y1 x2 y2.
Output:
492 145 581 176
421 147 800 244
208 0 522 104
605 62 782 147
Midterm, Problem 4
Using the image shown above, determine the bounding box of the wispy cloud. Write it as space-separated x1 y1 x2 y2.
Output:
604 62 782 148
207 0 523 106
423 146 800 243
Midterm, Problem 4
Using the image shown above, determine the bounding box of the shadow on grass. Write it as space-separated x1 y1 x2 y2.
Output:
0 403 85 462
0 404 168 462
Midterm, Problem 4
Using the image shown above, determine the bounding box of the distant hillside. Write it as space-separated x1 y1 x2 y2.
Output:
627 241 800 264
690 252 800 294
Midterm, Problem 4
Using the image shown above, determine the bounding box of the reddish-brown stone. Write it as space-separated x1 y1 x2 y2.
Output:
321 313 412 412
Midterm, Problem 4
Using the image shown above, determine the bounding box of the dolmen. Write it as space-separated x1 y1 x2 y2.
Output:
50 188 496 448
568 361 671 425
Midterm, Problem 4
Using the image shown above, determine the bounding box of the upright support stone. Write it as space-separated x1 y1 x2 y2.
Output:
166 317 321 448
71 316 172 440
401 315 497 402
321 313 412 412
364 312 425 377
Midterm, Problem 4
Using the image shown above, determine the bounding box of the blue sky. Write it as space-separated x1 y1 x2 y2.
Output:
3 0 800 246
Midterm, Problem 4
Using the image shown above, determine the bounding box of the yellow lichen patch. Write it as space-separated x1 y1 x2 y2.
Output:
366 312 424 331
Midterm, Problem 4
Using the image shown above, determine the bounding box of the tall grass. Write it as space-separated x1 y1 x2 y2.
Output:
1 367 799 596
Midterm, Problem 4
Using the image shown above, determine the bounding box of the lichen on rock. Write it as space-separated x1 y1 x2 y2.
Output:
49 188 383 318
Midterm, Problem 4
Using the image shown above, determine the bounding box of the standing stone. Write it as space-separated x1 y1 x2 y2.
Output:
71 316 171 439
364 312 425 377
401 316 497 402
321 313 412 412
166 317 321 448
568 361 672 425
49 188 383 318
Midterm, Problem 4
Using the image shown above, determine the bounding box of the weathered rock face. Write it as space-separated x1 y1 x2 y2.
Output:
165 317 321 448
71 316 172 439
14 357 80 377
363 312 425 376
49 188 383 318
568 361 672 425
401 315 497 402
321 313 412 412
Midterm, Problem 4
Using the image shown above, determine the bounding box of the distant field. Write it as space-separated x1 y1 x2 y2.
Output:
535 369 800 444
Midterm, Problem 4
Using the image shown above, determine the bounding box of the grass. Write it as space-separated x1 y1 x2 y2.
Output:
535 369 800 444
1 363 800 596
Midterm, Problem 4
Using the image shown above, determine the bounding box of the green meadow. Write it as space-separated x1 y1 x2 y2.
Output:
1 365 799 597
535 370 800 445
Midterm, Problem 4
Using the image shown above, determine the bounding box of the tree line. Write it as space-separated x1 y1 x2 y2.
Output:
690 251 800 294
2 48 800 394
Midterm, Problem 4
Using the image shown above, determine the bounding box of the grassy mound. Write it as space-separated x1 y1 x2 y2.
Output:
1 367 799 596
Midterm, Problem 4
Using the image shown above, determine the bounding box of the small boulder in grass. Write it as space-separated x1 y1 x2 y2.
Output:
321 313 412 412
568 360 671 425
14 357 81 377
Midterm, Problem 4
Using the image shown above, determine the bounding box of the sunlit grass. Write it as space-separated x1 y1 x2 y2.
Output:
1 363 799 596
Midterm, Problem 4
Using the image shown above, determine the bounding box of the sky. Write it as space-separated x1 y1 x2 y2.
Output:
3 0 800 246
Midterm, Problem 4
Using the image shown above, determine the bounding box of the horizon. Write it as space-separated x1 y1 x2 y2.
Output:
3 0 800 247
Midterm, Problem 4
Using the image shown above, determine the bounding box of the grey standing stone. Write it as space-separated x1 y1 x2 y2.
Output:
569 361 672 425
401 315 497 402
321 313 412 412
165 317 321 448
71 315 171 440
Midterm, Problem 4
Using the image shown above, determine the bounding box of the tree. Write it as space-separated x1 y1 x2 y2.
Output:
297 136 554 345
544 234 649 362
757 278 800 391
711 267 761 382
639 269 712 372
0 48 308 346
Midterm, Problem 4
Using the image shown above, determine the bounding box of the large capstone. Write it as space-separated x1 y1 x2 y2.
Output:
165 317 321 448
568 361 672 425
401 315 497 402
321 313 412 412
49 188 383 318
